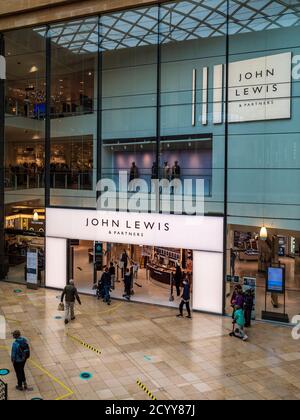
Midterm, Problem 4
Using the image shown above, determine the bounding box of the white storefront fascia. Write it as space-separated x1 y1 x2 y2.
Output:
45 208 224 315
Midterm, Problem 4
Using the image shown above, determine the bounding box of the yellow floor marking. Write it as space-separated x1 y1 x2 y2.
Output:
29 359 74 401
136 379 157 401
67 333 102 355
5 317 22 324
0 346 74 400
82 301 123 317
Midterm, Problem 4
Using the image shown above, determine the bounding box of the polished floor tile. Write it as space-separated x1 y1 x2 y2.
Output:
0 282 300 400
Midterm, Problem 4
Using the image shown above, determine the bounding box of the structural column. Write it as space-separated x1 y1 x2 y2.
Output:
0 34 6 279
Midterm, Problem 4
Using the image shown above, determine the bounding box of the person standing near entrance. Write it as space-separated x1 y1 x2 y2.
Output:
244 289 254 328
11 330 30 391
174 263 182 297
123 268 132 300
121 250 129 278
61 280 82 325
109 262 116 290
177 275 192 319
230 249 237 277
101 267 112 305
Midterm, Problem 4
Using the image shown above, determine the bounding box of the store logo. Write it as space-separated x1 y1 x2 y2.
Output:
196 52 293 125
0 315 6 339
291 315 300 340
0 55 6 80
96 171 205 216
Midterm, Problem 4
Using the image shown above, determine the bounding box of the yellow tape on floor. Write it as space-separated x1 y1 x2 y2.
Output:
29 359 74 401
81 301 123 317
136 379 157 401
67 333 102 355
0 345 74 400
5 317 22 324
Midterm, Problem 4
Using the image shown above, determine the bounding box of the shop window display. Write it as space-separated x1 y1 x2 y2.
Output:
71 240 193 308
226 227 300 322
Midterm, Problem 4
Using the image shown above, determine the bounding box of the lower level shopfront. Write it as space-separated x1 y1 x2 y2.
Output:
45 209 224 315
2 204 300 324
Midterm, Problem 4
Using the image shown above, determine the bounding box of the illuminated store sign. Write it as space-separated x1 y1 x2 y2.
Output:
228 52 292 123
199 52 292 124
46 208 223 253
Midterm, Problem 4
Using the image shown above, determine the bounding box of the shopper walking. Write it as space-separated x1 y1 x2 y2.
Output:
101 267 112 305
11 330 30 391
177 276 192 319
244 289 254 328
121 250 129 278
61 280 82 325
123 268 132 300
109 262 116 290
174 263 182 297
230 249 237 277
231 305 248 341
231 284 244 318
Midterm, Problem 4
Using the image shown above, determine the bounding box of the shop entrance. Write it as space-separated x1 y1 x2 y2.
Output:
71 240 193 308
226 226 300 323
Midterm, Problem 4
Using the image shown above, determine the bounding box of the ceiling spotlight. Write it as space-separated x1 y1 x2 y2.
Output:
260 226 268 241
29 66 38 73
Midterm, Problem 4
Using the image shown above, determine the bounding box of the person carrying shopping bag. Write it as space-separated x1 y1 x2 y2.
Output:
61 280 82 325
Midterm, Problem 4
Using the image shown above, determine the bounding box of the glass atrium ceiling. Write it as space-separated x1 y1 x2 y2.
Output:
35 0 300 53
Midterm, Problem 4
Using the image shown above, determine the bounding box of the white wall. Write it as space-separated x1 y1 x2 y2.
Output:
45 237 67 289
193 251 224 315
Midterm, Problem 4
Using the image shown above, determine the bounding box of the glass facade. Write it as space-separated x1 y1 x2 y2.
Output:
1 0 300 321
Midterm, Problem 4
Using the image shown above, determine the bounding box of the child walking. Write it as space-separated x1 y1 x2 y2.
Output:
231 305 248 341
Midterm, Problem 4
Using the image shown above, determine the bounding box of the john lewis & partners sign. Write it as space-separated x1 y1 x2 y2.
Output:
46 208 223 253
201 52 292 125
228 52 292 122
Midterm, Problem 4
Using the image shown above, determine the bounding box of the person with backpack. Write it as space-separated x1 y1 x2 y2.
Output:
11 330 30 391
177 275 192 319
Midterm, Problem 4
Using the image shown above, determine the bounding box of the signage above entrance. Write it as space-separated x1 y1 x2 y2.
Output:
46 208 223 253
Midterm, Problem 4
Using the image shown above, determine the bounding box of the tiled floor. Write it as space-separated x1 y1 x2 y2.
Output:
1 282 300 401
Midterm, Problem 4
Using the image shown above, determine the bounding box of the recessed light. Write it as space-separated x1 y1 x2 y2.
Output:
29 66 38 73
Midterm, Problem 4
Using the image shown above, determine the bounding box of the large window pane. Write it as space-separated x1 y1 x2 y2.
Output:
49 17 98 208
160 0 227 216
100 7 158 199
226 0 300 322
